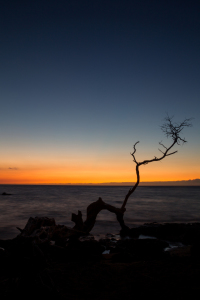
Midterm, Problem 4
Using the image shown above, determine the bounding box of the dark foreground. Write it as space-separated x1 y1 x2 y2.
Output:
1 220 200 299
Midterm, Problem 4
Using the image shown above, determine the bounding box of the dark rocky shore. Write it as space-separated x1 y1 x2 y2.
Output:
1 218 200 299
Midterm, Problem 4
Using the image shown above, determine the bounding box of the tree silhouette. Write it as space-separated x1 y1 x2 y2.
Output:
71 115 193 234
17 116 193 239
121 115 193 211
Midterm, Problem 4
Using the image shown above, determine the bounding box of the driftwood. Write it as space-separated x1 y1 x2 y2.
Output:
15 199 128 246
72 197 128 233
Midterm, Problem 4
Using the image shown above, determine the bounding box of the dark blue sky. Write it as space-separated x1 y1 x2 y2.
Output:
0 0 200 183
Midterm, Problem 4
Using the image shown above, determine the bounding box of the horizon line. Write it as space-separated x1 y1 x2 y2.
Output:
0 179 200 186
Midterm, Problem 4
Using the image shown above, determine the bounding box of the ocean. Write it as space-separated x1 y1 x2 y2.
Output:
0 185 200 239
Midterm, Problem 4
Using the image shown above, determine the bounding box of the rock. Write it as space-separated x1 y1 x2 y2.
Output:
181 223 200 244
125 223 200 245
111 252 134 263
190 242 200 258
123 227 140 238
19 216 56 237
115 238 169 260
65 239 105 261
2 192 12 195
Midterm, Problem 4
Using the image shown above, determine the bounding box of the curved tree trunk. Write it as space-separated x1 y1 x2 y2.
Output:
72 197 129 233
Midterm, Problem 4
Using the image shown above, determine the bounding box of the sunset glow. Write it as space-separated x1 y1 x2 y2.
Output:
1 146 199 184
0 1 199 185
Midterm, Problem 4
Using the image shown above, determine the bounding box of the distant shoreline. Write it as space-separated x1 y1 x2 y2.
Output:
0 179 200 186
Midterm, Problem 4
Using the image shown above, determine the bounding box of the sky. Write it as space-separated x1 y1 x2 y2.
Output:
0 0 200 184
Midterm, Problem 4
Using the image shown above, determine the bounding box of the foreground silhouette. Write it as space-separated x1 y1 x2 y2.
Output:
1 220 200 299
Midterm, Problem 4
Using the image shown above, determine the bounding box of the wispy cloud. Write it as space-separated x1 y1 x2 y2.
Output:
8 167 19 170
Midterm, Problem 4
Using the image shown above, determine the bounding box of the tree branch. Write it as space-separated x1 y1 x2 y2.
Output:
121 115 192 211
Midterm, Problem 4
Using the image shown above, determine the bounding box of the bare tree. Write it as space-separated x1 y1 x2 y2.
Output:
121 115 193 211
17 116 193 241
70 115 193 235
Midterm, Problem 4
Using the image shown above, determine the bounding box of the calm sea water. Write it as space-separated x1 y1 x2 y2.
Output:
0 185 200 239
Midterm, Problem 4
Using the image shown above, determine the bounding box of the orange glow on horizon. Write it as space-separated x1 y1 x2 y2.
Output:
0 163 199 184
1 146 199 184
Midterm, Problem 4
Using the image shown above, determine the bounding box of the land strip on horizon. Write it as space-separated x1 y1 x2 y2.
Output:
1 179 199 186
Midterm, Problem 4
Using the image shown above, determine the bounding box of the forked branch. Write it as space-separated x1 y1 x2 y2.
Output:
121 116 193 210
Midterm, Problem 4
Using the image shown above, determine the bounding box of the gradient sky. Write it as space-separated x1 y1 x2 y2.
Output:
0 0 200 184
